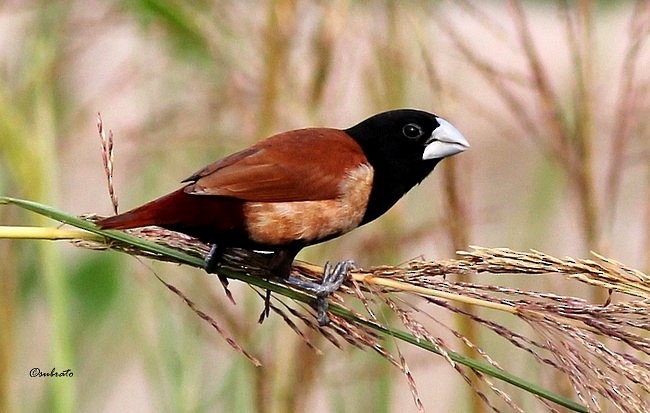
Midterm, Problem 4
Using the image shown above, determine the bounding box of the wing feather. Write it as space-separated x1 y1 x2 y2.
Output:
182 128 368 202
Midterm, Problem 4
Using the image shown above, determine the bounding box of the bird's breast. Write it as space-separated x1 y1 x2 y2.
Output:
243 163 374 246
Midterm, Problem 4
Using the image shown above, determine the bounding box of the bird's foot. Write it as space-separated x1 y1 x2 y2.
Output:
287 260 355 326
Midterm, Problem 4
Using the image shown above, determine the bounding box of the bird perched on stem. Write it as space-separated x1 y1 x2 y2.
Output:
98 109 469 325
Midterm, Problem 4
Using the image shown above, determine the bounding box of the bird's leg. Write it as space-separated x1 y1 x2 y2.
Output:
204 243 235 304
204 243 222 274
287 260 355 326
258 248 300 323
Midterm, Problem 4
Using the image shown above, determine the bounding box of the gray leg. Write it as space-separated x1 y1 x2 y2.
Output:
287 260 355 326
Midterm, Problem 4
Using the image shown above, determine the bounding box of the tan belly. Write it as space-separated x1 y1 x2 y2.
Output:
243 164 373 246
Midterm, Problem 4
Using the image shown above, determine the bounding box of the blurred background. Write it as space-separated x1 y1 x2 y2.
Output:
0 1 648 412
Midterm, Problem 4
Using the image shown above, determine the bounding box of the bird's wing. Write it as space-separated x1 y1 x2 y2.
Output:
182 128 369 202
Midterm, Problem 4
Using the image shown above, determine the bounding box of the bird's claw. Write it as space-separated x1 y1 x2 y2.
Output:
288 260 356 326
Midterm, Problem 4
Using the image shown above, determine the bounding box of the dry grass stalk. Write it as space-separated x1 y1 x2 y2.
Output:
96 113 118 215
422 299 564 413
257 291 322 355
432 11 539 139
150 265 262 367
70 222 649 412
421 20 487 411
396 347 425 413
606 1 650 221
508 0 574 168
433 1 650 271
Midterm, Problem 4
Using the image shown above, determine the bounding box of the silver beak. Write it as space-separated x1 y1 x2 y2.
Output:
422 117 470 160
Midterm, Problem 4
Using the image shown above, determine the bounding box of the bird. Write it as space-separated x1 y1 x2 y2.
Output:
97 109 469 325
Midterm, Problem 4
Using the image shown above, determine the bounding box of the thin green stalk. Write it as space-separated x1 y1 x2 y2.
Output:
257 0 295 138
421 29 482 411
30 27 75 412
0 235 16 413
0 196 588 413
443 158 484 412
257 3 299 412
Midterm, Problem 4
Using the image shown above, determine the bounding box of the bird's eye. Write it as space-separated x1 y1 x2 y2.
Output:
402 123 424 139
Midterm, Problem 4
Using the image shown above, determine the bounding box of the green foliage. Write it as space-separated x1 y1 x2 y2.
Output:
124 0 214 65
68 253 122 327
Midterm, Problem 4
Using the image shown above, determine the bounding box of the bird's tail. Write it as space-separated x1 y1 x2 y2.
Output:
97 188 189 230
96 188 243 244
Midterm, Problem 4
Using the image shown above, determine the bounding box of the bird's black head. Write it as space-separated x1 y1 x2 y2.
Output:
345 109 469 224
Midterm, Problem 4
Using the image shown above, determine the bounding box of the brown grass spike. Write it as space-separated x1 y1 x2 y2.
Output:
96 112 119 215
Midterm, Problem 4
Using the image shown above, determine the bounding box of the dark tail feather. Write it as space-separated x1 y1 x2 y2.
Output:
97 188 188 230
96 188 245 243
